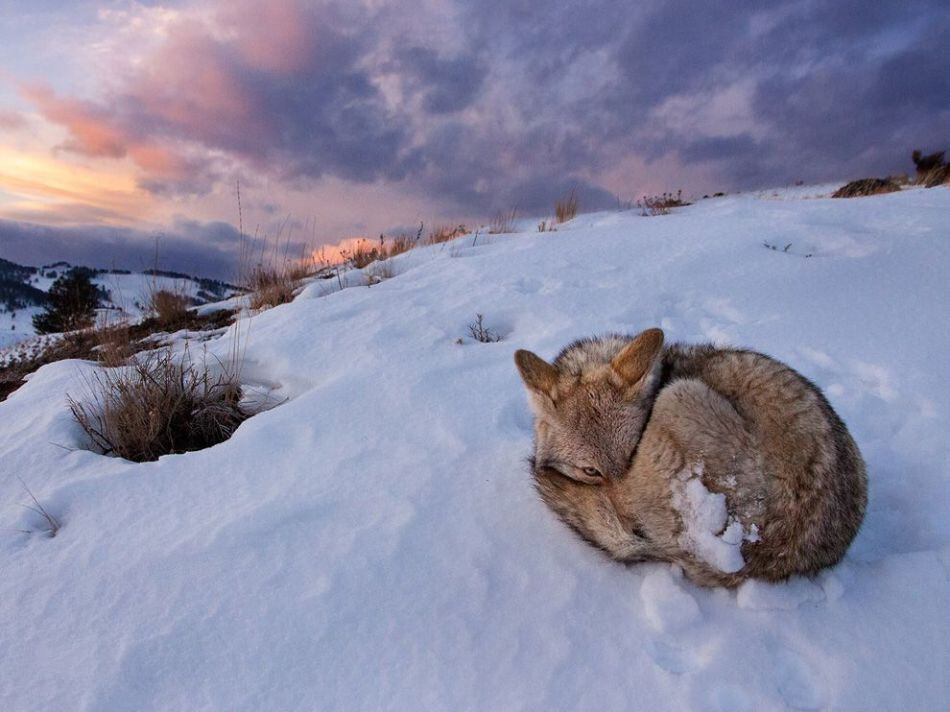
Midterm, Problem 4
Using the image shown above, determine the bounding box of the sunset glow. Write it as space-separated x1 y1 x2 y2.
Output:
0 147 150 225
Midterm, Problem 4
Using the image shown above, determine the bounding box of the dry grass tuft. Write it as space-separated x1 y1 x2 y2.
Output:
343 239 381 269
386 234 415 257
831 178 901 198
94 323 134 367
248 265 300 310
16 476 61 537
910 149 949 187
428 224 468 245
919 167 950 187
637 190 688 216
555 190 578 223
489 209 517 234
68 348 252 462
149 289 191 327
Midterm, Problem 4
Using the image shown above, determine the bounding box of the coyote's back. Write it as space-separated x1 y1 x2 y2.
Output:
514 328 867 587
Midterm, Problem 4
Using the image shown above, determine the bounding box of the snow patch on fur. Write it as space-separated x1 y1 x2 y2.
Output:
671 463 749 573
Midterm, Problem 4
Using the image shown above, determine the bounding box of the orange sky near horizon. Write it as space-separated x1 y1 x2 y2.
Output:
0 146 154 227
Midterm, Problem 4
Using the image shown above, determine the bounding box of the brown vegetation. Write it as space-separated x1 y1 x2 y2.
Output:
832 177 901 198
637 190 688 216
555 190 578 223
427 224 468 245
467 313 501 343
912 149 950 187
149 288 191 327
68 347 251 462
247 264 303 310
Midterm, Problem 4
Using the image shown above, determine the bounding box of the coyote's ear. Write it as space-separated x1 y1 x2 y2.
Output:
514 349 559 398
611 328 664 388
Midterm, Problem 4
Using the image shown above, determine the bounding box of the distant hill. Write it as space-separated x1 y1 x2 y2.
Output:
0 257 46 311
0 257 242 349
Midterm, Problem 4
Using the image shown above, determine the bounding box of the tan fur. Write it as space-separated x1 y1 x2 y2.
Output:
515 329 867 587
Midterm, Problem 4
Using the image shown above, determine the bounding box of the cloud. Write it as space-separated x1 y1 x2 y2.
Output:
396 47 487 114
16 0 950 220
21 83 127 158
0 218 246 281
0 146 152 224
0 110 27 130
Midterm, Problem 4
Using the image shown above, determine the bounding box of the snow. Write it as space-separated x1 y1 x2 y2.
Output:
670 464 747 574
2 186 950 710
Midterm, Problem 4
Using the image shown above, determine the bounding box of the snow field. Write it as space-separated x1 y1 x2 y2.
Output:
2 187 949 710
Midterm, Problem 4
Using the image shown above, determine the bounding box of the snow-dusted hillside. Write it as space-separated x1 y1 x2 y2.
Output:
0 265 238 350
2 186 949 711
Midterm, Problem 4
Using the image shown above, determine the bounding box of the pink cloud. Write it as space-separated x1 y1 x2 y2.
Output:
217 0 317 73
21 83 127 158
20 82 215 193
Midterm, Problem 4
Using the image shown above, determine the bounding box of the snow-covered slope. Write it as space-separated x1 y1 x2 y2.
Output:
2 187 949 711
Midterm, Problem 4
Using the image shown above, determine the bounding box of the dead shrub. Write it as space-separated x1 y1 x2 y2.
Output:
637 190 688 216
555 190 578 223
68 348 252 462
467 313 501 343
832 178 901 198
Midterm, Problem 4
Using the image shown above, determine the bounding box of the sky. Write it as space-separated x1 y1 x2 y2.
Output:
0 0 947 280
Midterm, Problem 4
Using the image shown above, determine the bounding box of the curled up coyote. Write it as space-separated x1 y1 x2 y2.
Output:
514 328 867 587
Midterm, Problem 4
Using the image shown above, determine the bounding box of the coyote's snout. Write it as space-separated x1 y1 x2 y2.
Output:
514 328 867 587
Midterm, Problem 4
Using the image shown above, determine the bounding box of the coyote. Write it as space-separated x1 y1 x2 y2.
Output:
514 328 867 587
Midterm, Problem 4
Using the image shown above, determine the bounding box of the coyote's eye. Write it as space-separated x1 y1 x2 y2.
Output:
582 467 602 478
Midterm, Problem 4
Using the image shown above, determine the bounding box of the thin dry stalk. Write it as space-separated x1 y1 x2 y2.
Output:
17 476 60 537
489 209 517 234
555 190 578 223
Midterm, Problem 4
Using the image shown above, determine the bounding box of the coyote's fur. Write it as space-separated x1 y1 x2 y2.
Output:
514 328 867 587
